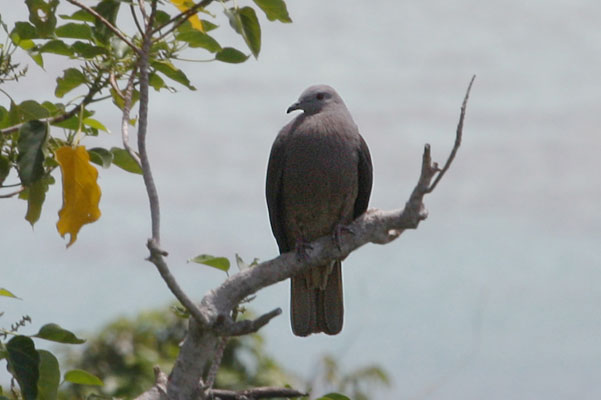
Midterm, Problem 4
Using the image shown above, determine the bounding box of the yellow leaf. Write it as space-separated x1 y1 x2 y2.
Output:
170 0 205 32
55 146 102 247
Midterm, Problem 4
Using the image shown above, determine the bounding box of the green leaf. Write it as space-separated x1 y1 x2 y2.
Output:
10 22 38 41
175 31 222 53
17 121 48 186
33 323 86 344
64 369 103 386
153 10 171 27
227 7 261 58
111 88 139 111
201 19 218 32
37 350 60 400
88 147 114 169
252 0 292 22
28 50 45 67
0 288 20 299
25 0 59 38
59 9 95 23
55 68 86 98
55 23 94 40
6 336 40 400
215 47 249 64
110 147 142 174
71 41 107 58
39 39 74 56
239 7 261 58
189 254 230 272
152 61 196 90
52 113 90 131
24 177 49 226
83 118 109 132
19 100 51 121
0 106 8 128
316 394 351 400
0 156 11 186
93 0 121 44
149 72 166 91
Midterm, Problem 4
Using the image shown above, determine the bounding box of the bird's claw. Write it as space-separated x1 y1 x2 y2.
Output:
295 238 313 262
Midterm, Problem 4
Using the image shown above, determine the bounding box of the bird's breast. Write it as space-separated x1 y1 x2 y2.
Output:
280 129 359 242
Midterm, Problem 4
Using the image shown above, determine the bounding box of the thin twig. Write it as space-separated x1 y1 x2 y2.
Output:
137 1 161 245
0 187 24 198
133 0 208 329
67 0 141 55
121 67 142 167
214 308 282 336
147 240 209 326
208 387 308 399
426 75 476 193
138 0 149 23
130 3 145 35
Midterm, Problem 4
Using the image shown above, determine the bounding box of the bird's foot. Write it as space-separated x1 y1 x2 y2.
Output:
295 238 313 262
332 223 354 252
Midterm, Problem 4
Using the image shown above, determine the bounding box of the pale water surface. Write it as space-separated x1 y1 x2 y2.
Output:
2 1 600 399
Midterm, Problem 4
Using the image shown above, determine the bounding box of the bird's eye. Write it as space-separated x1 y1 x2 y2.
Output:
316 93 325 100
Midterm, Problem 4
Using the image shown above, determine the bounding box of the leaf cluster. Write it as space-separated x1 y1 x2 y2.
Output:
0 289 102 400
0 0 291 245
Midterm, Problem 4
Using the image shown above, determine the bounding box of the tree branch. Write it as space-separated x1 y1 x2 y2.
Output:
120 68 142 168
214 307 282 336
137 2 162 245
67 0 141 55
426 74 476 193
130 0 207 326
208 387 308 399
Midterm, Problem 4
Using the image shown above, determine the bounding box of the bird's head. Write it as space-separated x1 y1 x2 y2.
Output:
287 84 344 115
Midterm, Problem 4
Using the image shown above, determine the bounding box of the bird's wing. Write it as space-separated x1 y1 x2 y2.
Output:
354 133 373 218
265 125 291 253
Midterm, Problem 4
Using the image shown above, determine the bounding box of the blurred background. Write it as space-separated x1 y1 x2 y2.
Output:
2 1 600 399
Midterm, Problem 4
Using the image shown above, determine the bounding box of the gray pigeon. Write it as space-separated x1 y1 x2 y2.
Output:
265 84 373 336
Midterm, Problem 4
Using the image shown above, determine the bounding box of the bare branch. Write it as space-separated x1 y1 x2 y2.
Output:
214 308 282 336
147 239 209 326
130 3 145 35
426 74 476 193
208 387 308 399
137 0 149 25
67 0 141 55
137 5 162 245
120 68 142 167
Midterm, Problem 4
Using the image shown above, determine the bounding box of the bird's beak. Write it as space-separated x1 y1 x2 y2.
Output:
286 102 301 114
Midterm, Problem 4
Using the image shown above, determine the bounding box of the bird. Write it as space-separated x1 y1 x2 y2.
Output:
265 84 373 336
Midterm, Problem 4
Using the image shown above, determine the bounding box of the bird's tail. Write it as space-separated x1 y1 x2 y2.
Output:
290 261 344 336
